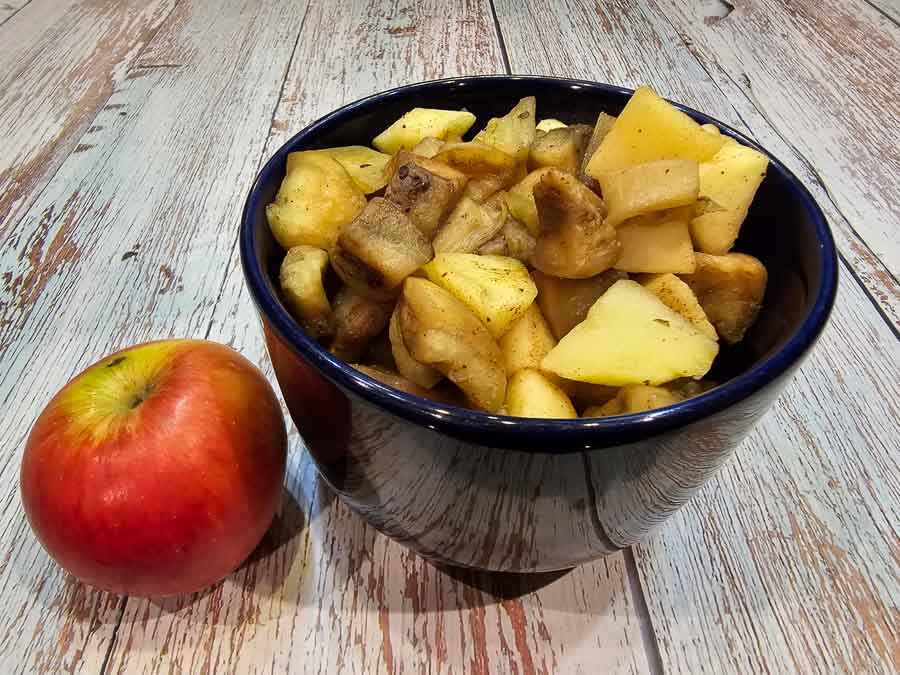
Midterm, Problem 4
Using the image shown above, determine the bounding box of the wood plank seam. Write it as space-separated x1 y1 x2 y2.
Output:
657 10 900 336
97 597 127 675
488 0 512 74
623 548 665 675
0 0 31 28
863 0 900 26
201 0 313 343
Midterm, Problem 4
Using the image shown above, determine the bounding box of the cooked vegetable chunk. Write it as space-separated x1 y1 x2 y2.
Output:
385 151 468 237
503 217 537 264
532 268 627 339
536 118 567 132
352 364 461 405
505 369 577 419
433 196 505 253
329 287 393 361
411 136 446 158
398 278 506 411
435 142 520 202
532 169 620 278
640 273 717 340
528 125 592 173
585 86 726 177
541 280 719 385
691 140 769 254
680 252 767 344
505 167 555 235
423 253 537 339
373 108 476 154
331 197 433 300
267 152 367 250
598 159 700 227
579 112 617 189
584 384 683 417
473 96 537 163
389 308 442 388
279 245 333 339
292 146 392 194
499 303 557 375
614 207 696 274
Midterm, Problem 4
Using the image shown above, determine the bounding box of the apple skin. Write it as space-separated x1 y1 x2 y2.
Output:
20 339 287 597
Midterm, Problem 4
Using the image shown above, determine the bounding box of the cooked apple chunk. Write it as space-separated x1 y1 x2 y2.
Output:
598 159 700 227
279 245 333 339
389 307 442 389
330 197 433 301
584 384 684 417
532 169 620 278
505 369 577 419
532 268 627 339
398 277 506 411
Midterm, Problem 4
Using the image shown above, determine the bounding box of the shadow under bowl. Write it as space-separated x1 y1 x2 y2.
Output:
240 76 837 572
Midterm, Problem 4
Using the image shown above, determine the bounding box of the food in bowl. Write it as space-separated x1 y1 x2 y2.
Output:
265 85 769 419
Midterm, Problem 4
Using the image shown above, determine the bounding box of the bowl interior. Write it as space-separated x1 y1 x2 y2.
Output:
242 76 836 447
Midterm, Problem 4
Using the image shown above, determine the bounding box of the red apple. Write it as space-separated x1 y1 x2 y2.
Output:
20 339 287 597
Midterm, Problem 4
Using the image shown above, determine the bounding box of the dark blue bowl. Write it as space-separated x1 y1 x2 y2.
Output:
241 76 837 571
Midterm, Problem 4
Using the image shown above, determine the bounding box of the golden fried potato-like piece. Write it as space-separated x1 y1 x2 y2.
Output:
432 196 506 254
399 277 506 412
279 245 333 339
598 159 700 227
389 305 443 388
505 369 577 419
583 384 684 417
473 96 537 163
532 268 627 340
434 142 520 202
528 124 592 174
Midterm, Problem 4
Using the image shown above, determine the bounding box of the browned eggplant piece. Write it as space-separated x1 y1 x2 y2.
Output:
531 169 620 278
330 197 433 301
328 287 393 362
384 151 468 237
532 268 627 339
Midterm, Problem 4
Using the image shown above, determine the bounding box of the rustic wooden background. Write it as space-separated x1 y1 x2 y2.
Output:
1 0 897 673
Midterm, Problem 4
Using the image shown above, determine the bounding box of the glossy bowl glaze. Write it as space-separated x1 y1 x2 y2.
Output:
241 76 837 572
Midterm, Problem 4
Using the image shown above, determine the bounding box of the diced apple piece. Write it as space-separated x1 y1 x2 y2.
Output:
279 245 333 339
533 169 620 278
473 96 537 163
585 86 726 177
504 167 555 235
423 253 537 339
385 151 468 237
579 112 617 189
614 207 696 274
541 280 719 386
505 369 577 419
266 152 366 250
598 159 700 227
680 252 767 344
499 303 557 375
503 217 536 264
373 108 476 154
433 196 505 253
536 118 568 132
584 384 684 417
389 307 442 388
435 142 520 202
411 136 446 158
292 146 392 194
691 140 769 254
329 287 393 362
399 277 506 411
532 268 627 339
528 125 592 174
640 273 717 340
331 198 433 300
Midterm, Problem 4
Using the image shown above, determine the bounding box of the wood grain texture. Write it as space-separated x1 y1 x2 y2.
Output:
102 1 652 673
496 0 900 329
866 0 900 24
495 1 900 672
0 0 29 24
0 0 311 671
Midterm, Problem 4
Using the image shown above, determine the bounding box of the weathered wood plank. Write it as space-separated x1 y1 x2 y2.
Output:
495 1 900 673
495 0 900 329
0 0 311 671
866 0 900 24
0 0 29 25
102 1 652 673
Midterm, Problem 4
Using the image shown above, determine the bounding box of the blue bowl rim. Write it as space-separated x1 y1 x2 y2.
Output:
240 75 838 449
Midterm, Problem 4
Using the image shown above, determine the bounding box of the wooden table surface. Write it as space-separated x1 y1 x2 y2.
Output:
1 0 898 673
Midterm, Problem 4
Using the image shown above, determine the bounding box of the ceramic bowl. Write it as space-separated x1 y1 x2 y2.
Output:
241 76 837 571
